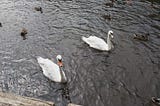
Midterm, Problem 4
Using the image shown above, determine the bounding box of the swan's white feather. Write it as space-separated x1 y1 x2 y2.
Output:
37 57 66 83
82 36 109 51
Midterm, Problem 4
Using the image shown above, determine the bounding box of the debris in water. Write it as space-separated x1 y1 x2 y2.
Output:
0 22 2 27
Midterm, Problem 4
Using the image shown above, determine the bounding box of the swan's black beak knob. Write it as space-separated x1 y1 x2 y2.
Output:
58 59 63 67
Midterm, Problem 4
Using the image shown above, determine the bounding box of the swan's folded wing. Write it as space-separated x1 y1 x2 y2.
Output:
37 57 61 82
86 36 108 50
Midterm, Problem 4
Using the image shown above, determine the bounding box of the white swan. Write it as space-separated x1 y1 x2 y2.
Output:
82 30 114 51
37 55 67 83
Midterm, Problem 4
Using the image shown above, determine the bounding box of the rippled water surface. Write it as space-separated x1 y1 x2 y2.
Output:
0 0 160 106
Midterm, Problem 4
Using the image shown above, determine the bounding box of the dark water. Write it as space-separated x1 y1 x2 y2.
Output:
0 0 160 106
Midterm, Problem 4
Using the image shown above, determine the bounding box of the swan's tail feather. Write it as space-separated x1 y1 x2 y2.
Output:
37 56 45 64
37 57 47 71
82 36 88 43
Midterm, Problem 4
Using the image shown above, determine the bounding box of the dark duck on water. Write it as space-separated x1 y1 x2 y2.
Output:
133 33 149 41
102 14 112 20
21 28 28 40
34 6 43 13
105 0 115 7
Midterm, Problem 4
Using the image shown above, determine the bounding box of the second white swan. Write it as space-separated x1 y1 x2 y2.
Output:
82 30 114 51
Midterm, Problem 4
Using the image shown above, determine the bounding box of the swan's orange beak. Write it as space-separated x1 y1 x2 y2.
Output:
58 61 63 67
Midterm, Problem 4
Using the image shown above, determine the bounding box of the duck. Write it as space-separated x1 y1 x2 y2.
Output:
34 6 43 13
151 97 160 106
37 55 67 83
102 14 112 20
20 28 27 40
82 30 114 51
105 2 114 7
133 33 149 41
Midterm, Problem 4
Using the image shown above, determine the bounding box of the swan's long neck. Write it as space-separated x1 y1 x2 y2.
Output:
59 66 66 83
107 34 112 50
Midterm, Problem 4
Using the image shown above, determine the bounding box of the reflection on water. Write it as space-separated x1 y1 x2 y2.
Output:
0 0 160 106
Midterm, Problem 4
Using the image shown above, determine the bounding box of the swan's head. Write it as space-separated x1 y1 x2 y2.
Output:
108 30 114 38
56 55 63 67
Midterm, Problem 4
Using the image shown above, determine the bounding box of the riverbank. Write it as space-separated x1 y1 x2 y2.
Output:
0 92 80 106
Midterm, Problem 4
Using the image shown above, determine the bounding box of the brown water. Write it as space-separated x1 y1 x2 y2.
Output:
0 0 160 106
